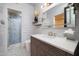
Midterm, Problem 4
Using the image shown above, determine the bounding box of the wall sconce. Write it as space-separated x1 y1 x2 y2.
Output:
34 10 40 17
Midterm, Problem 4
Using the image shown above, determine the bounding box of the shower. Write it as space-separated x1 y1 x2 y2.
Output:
8 9 22 46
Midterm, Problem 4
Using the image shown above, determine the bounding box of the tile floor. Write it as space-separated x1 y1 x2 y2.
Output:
6 41 31 56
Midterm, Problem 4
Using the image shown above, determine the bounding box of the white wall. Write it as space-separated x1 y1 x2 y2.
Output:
0 4 6 55
0 3 34 55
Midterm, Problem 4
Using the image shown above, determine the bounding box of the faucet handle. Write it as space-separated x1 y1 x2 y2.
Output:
48 32 53 36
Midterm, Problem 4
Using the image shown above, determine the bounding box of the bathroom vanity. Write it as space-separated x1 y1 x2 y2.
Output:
31 34 78 56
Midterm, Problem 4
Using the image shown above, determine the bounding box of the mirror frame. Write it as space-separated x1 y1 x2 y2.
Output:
64 4 75 27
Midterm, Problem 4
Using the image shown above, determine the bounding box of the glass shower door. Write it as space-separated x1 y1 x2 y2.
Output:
8 15 21 46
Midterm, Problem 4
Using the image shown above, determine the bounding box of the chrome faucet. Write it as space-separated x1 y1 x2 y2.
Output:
48 32 56 36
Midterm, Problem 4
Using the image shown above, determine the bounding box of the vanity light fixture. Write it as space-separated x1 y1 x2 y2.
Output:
34 9 40 17
41 3 52 9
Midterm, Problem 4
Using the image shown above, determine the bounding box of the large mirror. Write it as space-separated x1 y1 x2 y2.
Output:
41 3 75 28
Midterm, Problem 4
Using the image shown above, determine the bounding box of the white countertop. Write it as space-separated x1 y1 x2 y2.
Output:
32 34 78 55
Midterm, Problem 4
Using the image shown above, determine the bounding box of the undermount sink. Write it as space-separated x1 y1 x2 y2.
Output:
37 34 65 40
47 35 56 38
39 34 56 39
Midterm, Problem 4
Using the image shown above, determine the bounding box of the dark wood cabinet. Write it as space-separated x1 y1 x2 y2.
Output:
31 36 73 56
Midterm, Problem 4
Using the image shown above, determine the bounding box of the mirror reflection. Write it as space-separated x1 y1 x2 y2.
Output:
41 3 75 28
